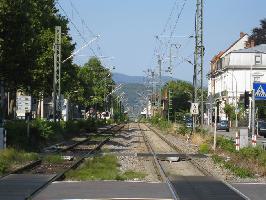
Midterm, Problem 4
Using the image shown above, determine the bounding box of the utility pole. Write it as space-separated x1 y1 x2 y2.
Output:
158 56 162 112
193 0 204 129
168 89 173 122
53 26 62 122
169 45 173 77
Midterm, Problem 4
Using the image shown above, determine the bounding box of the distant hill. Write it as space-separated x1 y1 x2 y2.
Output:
112 72 174 84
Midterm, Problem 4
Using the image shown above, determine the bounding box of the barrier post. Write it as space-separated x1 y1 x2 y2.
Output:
235 131 240 151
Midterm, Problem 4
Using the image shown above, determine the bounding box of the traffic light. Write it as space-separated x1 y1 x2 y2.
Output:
244 91 250 109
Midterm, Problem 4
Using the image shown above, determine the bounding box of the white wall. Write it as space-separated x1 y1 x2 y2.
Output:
229 52 266 66
221 35 249 58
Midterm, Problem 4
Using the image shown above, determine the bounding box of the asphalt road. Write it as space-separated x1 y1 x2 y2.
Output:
232 183 266 200
33 181 172 200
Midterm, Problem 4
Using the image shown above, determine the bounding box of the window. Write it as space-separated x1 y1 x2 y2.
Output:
255 55 262 65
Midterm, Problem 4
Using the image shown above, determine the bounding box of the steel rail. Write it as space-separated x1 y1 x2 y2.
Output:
146 123 212 176
25 124 125 200
144 123 250 200
138 123 180 200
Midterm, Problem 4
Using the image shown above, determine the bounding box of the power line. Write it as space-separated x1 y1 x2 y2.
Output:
56 1 98 57
160 0 179 36
162 0 188 59
69 1 104 57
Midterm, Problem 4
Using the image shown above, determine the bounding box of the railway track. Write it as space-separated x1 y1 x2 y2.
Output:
138 123 180 200
26 124 125 199
0 124 125 200
138 123 249 200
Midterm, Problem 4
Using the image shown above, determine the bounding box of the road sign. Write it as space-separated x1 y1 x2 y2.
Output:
16 96 31 117
190 103 199 115
253 82 266 100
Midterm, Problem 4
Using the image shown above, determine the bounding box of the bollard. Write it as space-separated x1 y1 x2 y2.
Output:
252 134 257 147
235 131 240 151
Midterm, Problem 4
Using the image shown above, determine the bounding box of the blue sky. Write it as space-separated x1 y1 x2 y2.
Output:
58 0 266 83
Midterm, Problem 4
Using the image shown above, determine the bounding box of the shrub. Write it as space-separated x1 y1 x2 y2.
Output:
239 146 262 160
195 127 208 134
31 119 54 139
211 154 223 164
177 126 190 136
199 143 210 154
5 118 106 151
0 160 9 175
216 136 235 153
211 154 253 178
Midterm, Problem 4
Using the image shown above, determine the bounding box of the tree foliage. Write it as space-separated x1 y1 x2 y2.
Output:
70 58 114 109
164 80 208 115
224 103 235 121
164 80 194 113
0 0 116 118
0 0 75 98
250 18 266 45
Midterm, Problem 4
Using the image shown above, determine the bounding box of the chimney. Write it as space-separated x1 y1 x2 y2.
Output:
251 40 255 47
245 41 250 48
240 32 245 38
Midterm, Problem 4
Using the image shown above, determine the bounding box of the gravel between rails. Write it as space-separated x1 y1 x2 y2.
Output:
139 123 204 177
103 123 159 182
145 124 266 183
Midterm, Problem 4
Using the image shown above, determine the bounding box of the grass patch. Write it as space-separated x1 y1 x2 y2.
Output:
211 154 253 178
91 134 111 141
0 148 39 175
43 155 64 164
66 155 146 181
120 170 146 180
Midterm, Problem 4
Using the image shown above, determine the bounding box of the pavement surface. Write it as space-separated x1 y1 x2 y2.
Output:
170 176 246 200
232 183 266 200
0 174 55 200
33 181 172 200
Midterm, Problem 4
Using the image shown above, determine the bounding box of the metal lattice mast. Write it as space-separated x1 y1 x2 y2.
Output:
158 56 162 109
193 0 204 127
53 26 62 122
168 89 173 122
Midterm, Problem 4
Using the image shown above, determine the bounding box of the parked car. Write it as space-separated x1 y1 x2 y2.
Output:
185 117 193 129
257 120 266 138
217 120 229 132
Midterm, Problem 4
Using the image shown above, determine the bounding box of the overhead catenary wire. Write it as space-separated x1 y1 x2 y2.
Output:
69 1 104 57
151 0 189 69
161 0 188 59
56 1 98 57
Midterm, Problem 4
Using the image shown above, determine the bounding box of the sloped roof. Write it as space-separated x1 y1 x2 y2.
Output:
210 33 248 64
222 33 248 56
232 44 266 53
211 51 224 64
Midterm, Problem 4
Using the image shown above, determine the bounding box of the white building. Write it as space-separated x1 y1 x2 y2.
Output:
208 32 266 120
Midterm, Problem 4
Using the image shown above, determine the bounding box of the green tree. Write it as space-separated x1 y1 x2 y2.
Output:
74 58 114 110
224 103 235 121
0 0 77 118
250 18 266 45
165 80 194 113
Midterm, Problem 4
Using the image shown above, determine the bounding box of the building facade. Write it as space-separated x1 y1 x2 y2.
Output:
208 32 266 121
